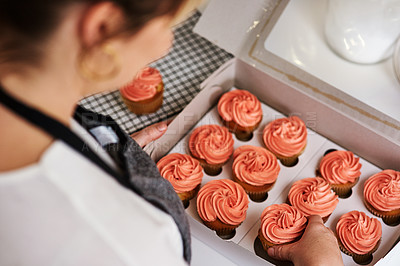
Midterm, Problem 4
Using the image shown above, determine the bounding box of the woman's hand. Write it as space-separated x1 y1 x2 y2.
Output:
267 215 344 266
131 121 168 148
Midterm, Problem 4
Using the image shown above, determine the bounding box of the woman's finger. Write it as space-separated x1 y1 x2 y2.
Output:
267 242 295 262
131 121 167 148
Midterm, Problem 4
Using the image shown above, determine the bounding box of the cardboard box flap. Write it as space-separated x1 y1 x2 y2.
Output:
194 0 283 57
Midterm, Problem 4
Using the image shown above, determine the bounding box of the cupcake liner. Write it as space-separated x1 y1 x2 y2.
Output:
248 191 270 202
202 164 224 176
364 200 400 226
257 228 301 253
329 178 358 199
272 145 306 167
257 228 276 251
202 219 240 239
255 233 295 266
193 156 226 176
233 130 254 142
337 234 380 264
232 174 275 202
120 83 164 115
277 155 299 167
316 165 359 199
215 227 237 239
352 253 374 265
178 184 201 202
178 184 201 208
382 216 400 226
221 118 261 142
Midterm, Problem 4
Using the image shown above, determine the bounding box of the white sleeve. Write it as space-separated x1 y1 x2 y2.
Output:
0 141 187 266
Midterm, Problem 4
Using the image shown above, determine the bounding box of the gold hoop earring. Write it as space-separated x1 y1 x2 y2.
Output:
78 43 121 82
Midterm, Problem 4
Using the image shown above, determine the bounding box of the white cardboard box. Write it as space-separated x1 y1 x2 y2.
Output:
145 1 400 264
146 58 400 265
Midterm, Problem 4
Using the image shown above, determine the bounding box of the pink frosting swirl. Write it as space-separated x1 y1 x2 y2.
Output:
260 204 307 244
320 150 362 184
364 170 400 212
288 177 339 218
157 153 203 194
189 124 234 165
336 211 382 255
120 67 162 101
263 116 307 157
197 179 249 225
232 145 280 186
217 90 262 127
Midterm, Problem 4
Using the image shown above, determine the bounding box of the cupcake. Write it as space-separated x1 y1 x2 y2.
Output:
288 177 339 222
363 169 400 226
157 153 203 208
232 145 280 202
318 150 362 198
188 124 234 176
262 116 307 167
258 204 307 252
196 179 249 239
120 67 164 115
217 89 263 141
336 210 382 264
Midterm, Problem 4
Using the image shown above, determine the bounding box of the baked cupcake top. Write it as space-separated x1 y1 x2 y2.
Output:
364 169 400 212
197 179 249 226
189 124 234 165
319 150 362 185
233 145 280 186
288 177 339 218
260 204 307 245
120 67 162 101
336 211 382 255
217 89 262 127
157 153 203 194
263 116 307 157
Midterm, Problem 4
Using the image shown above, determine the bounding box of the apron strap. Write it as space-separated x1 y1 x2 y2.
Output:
0 86 191 262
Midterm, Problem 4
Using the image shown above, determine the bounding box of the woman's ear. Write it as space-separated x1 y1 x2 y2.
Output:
78 2 125 47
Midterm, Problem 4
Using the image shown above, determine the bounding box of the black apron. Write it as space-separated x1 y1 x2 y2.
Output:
0 87 191 263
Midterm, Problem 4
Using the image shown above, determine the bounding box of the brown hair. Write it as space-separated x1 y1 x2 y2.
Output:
0 0 188 71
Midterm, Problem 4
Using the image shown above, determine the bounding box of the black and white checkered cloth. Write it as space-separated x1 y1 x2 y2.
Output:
80 12 233 134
